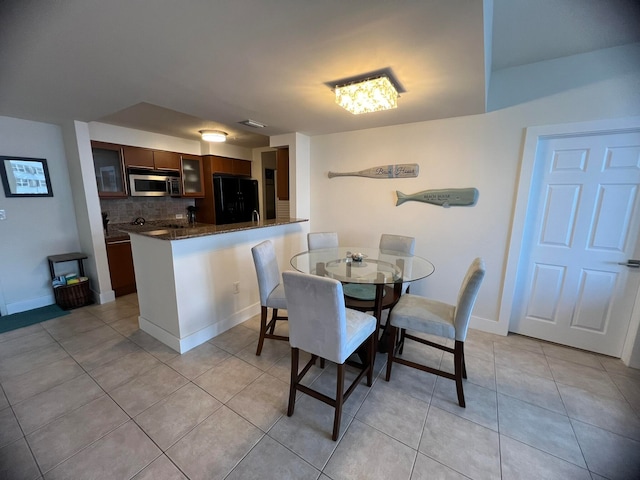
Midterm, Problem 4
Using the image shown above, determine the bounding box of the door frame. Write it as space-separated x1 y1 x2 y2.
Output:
500 116 640 366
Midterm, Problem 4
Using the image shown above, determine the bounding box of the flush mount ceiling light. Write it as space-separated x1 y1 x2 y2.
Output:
199 130 227 142
335 75 398 115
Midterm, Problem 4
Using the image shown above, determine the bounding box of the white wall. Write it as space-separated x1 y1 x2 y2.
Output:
0 116 80 314
309 45 640 336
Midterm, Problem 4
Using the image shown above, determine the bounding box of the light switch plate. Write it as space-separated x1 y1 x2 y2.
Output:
0 210 5 220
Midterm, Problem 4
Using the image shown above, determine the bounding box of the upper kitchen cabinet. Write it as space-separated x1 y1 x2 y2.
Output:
123 146 180 171
181 155 204 197
277 147 289 200
233 159 252 176
153 150 181 170
91 141 127 198
207 155 252 177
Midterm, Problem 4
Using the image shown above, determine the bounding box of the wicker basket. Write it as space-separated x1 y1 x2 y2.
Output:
54 278 92 310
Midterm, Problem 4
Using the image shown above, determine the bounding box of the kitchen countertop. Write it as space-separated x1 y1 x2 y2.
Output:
105 217 308 241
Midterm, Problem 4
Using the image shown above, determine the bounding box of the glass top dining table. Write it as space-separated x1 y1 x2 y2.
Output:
290 247 435 286
290 247 435 350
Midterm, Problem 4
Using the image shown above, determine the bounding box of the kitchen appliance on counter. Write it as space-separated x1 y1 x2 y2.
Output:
186 206 197 225
213 174 259 225
128 168 181 197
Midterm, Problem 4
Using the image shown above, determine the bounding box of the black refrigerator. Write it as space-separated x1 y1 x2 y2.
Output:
213 175 259 225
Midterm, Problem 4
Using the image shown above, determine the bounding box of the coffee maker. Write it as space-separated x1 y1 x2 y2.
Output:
186 206 196 225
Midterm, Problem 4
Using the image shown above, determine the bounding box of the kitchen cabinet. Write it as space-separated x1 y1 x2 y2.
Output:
91 141 127 198
208 156 252 176
276 147 289 200
233 159 252 176
181 155 204 197
123 146 180 171
106 236 137 297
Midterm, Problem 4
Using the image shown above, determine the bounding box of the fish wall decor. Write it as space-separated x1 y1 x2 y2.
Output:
328 163 419 179
396 188 479 208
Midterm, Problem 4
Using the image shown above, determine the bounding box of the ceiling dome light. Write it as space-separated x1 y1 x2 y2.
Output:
199 130 227 142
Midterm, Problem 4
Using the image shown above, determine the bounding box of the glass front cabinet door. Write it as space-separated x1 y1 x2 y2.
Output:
91 141 127 198
181 155 204 197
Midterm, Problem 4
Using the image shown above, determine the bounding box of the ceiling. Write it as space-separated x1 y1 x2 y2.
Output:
0 0 638 148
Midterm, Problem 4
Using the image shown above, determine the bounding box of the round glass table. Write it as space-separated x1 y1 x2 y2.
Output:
290 247 435 348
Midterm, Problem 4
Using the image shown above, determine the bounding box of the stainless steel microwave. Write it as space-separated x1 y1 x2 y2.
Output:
128 170 181 197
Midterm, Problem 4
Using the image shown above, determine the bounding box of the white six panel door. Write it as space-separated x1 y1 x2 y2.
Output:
511 131 640 356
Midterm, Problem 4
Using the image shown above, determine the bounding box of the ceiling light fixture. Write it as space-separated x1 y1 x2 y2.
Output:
199 130 227 142
239 119 266 128
335 75 398 115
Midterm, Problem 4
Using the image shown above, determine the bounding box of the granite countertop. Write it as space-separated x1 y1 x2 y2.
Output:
105 218 308 241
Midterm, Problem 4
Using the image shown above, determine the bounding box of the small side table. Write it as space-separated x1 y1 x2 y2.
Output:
47 252 92 309
47 252 88 279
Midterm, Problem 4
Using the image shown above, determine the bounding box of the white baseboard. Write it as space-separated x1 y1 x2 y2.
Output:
6 294 55 315
95 289 115 305
469 315 507 336
139 303 260 354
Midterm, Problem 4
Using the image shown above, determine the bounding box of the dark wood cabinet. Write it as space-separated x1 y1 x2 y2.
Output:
123 146 154 169
123 146 180 171
233 159 252 176
153 150 181 170
277 147 289 200
106 238 136 297
208 155 252 176
181 155 204 197
91 141 127 198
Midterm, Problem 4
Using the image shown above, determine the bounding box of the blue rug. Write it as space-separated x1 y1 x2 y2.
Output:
0 304 69 334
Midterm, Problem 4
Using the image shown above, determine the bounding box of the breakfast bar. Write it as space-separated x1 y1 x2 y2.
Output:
126 218 307 353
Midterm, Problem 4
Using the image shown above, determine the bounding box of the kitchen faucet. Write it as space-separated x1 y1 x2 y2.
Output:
252 209 260 223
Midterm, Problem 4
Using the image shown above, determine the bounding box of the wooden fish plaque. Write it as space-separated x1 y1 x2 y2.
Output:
396 188 479 207
328 163 419 179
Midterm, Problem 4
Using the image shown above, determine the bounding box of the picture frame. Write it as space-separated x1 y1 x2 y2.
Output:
0 156 53 197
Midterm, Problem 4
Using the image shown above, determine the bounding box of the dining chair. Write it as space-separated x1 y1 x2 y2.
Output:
282 270 376 441
307 232 339 250
385 257 485 407
379 234 415 294
251 240 288 356
344 234 416 341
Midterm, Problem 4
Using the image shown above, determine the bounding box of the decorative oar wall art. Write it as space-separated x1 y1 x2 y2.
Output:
328 163 419 179
396 188 479 208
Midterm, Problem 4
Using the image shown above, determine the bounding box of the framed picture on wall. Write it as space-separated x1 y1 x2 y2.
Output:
0 156 53 197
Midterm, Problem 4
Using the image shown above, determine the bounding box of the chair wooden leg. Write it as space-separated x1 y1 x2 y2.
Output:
385 325 397 382
333 363 345 441
399 328 406 355
454 340 466 408
367 333 374 386
287 347 299 416
461 343 467 379
256 306 268 356
268 309 278 334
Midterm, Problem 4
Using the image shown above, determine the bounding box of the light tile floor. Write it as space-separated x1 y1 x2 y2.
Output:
1 294 639 480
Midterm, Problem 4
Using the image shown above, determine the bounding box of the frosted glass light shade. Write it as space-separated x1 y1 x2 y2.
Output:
335 76 398 115
199 130 227 142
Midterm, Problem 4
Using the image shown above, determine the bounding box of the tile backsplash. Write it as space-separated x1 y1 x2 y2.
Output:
100 197 196 224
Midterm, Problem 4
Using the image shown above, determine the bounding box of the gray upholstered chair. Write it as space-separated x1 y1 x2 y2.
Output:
251 240 288 356
344 234 417 340
379 234 415 294
379 234 415 255
282 270 376 441
307 232 339 250
385 258 485 408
